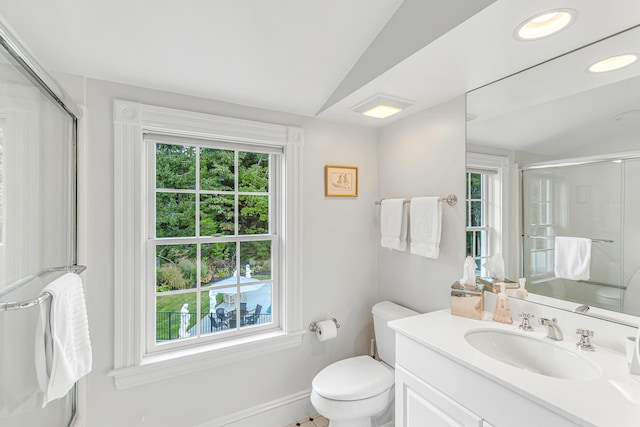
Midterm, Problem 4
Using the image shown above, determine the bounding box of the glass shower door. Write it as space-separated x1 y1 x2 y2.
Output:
0 38 78 427
522 161 623 310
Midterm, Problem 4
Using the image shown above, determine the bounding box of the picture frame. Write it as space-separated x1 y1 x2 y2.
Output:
325 165 358 197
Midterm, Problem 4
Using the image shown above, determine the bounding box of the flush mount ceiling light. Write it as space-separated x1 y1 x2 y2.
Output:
588 54 638 73
515 9 576 41
352 95 414 119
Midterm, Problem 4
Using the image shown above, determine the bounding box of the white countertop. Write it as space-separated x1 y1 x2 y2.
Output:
389 309 640 427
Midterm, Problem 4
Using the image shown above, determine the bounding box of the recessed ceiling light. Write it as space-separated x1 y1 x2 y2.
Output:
352 95 414 119
515 9 576 41
588 54 638 73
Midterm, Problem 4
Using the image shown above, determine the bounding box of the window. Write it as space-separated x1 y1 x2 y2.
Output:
524 172 556 279
466 153 508 277
148 137 279 351
466 171 490 274
112 101 304 389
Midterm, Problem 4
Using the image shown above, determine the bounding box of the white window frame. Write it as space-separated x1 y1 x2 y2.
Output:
524 172 556 281
146 136 281 353
111 100 304 389
466 153 509 277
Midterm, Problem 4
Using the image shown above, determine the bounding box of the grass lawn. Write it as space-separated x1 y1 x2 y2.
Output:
156 292 210 341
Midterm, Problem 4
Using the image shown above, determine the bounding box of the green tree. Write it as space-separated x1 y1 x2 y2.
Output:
154 143 272 290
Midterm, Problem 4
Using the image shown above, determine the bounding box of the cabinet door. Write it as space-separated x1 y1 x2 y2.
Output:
397 366 483 427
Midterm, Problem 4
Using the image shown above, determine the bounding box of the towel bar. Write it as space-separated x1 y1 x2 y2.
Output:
526 235 613 244
375 194 457 207
0 265 87 311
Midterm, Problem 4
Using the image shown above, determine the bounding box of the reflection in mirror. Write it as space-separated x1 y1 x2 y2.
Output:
467 25 640 318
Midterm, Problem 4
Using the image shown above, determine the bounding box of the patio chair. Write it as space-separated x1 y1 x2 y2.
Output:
239 302 248 325
216 307 229 328
208 312 222 332
245 304 262 325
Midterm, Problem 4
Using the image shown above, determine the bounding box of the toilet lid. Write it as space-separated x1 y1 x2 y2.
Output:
312 355 393 401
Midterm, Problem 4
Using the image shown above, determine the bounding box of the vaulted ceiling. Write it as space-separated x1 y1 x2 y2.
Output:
0 0 638 127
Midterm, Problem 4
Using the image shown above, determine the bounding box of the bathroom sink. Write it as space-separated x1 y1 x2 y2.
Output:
464 329 602 381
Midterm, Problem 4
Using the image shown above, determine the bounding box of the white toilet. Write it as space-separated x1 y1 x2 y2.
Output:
595 268 640 314
310 301 419 427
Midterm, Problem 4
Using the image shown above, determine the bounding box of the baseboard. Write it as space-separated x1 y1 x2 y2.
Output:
194 389 313 427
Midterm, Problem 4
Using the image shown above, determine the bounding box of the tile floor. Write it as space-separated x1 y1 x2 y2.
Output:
283 414 329 427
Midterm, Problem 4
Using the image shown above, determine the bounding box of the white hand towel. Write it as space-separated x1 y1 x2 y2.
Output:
410 197 442 259
35 273 92 407
554 236 592 281
380 199 407 251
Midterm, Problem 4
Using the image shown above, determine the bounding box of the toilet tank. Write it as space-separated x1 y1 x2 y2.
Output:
372 301 419 366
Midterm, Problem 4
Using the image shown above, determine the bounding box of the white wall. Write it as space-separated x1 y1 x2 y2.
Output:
79 78 379 426
376 96 466 313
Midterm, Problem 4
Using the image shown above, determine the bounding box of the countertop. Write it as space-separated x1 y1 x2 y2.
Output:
389 309 640 427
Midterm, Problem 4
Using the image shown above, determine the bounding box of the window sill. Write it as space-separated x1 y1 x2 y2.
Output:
109 329 306 390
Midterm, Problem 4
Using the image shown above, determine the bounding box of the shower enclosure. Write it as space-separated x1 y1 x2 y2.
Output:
522 156 640 316
0 19 83 427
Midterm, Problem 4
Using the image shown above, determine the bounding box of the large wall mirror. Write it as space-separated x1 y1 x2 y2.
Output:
466 25 640 321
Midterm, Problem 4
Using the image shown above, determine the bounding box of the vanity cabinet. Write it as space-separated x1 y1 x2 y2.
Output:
396 365 483 426
394 333 582 427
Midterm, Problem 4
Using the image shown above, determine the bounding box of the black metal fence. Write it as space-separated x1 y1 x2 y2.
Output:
157 311 272 341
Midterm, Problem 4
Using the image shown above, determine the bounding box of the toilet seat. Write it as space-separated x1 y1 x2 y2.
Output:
595 287 621 304
312 355 393 401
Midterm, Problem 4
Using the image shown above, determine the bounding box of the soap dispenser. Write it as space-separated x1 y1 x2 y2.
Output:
516 278 528 300
492 282 513 324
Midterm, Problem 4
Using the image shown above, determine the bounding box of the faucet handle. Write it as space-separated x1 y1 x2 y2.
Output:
518 313 535 332
576 328 595 351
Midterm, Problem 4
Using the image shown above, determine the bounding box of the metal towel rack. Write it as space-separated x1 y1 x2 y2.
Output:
374 194 458 206
526 235 614 244
0 265 87 312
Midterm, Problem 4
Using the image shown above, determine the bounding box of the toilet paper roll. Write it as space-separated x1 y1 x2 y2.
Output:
315 319 338 342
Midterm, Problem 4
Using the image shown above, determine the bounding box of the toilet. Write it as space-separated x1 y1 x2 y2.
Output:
594 287 623 309
595 268 640 314
310 301 419 427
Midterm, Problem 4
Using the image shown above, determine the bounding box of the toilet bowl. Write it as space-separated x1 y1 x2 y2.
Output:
595 268 640 313
310 301 419 427
595 287 622 308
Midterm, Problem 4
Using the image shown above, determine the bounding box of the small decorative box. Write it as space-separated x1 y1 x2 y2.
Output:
450 281 484 320
476 277 518 293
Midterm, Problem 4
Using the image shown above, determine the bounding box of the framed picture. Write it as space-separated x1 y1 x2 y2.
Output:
325 165 358 197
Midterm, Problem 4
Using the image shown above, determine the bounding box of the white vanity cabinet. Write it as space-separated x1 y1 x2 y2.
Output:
394 333 582 427
396 364 483 426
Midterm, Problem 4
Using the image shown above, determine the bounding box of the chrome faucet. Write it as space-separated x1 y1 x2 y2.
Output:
574 305 590 314
539 318 564 341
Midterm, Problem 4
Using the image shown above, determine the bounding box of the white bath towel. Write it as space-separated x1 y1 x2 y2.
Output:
554 236 592 281
410 197 442 259
35 273 92 407
380 199 407 251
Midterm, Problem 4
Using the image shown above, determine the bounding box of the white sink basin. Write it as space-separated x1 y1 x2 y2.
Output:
464 329 602 381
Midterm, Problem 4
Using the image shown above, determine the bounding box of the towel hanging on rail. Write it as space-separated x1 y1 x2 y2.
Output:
410 197 442 259
35 273 92 407
554 236 591 281
380 199 407 251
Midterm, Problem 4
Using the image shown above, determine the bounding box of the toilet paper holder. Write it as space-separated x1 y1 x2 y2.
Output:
309 318 340 332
